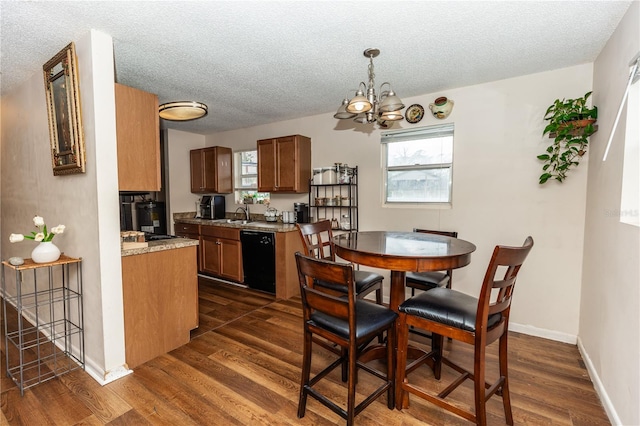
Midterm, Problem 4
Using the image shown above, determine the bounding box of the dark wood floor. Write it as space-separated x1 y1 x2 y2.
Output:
1 277 610 425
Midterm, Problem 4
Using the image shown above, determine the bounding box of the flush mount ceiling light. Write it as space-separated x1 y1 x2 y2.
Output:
158 101 208 121
334 48 405 128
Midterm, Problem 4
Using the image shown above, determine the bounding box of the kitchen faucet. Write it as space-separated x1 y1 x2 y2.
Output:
235 205 250 221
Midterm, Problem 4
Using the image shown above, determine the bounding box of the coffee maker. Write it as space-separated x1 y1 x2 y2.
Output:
200 195 225 219
294 202 309 223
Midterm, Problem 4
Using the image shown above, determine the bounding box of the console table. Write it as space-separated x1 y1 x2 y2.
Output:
1 255 84 395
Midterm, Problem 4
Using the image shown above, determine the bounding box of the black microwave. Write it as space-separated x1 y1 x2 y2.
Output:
200 195 225 219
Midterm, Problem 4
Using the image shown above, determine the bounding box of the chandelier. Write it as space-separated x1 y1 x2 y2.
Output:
334 48 405 127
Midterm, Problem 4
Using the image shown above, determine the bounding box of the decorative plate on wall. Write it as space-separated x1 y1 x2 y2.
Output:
405 104 424 124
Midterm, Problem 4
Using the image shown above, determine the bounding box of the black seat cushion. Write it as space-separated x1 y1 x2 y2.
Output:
405 271 449 290
315 270 383 295
310 300 397 340
354 270 383 293
399 288 501 332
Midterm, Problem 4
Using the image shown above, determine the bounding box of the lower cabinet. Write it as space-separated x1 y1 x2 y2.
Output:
121 246 198 369
200 225 243 282
175 222 201 271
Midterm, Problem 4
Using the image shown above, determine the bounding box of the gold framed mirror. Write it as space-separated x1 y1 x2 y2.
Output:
43 42 86 175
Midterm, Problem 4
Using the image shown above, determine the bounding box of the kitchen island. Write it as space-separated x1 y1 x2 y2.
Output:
174 214 304 300
121 237 199 369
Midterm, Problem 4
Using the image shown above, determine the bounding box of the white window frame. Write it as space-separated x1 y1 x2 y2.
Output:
234 150 271 204
234 149 258 191
620 57 640 227
381 123 454 206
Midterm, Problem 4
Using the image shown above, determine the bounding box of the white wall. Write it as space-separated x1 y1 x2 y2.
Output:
581 2 639 425
0 30 127 383
191 64 593 342
165 129 205 234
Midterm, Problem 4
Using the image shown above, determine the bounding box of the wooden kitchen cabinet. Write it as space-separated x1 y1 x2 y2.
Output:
200 225 243 282
190 146 232 193
175 222 201 271
121 246 198 369
257 135 311 193
115 83 161 191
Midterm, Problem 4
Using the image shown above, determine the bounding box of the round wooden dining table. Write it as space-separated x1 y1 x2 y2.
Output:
333 231 476 312
333 230 477 408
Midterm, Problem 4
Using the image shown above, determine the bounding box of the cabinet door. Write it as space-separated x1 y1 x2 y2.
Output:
190 150 204 193
204 146 232 193
115 83 161 191
275 136 298 191
219 238 243 282
257 135 310 193
257 139 277 192
191 147 233 194
200 235 222 275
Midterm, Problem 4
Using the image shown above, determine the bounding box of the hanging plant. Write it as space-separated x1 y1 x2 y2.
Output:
537 91 598 184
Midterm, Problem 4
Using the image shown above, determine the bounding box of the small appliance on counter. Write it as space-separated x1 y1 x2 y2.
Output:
282 211 296 224
199 195 225 219
136 201 166 234
294 203 309 223
264 206 278 222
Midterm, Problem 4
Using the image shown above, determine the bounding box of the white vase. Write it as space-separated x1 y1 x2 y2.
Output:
31 241 61 264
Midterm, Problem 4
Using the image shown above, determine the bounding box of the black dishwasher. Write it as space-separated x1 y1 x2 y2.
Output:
240 230 276 294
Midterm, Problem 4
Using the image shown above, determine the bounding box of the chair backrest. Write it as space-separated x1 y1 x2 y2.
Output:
295 252 356 329
297 220 336 261
413 229 459 279
476 236 534 337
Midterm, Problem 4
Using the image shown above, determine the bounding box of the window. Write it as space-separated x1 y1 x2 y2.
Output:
382 124 454 204
620 57 640 227
234 150 269 204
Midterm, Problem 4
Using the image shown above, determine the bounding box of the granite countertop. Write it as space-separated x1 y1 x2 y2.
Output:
174 212 298 233
121 237 199 257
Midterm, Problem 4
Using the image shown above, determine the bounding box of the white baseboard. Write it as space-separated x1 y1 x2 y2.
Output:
84 357 132 386
509 322 577 344
577 337 621 426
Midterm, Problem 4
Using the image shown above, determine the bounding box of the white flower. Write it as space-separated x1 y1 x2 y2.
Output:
12 216 66 244
9 233 24 243
51 225 66 235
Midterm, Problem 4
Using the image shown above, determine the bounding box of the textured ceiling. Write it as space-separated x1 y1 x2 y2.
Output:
0 1 632 135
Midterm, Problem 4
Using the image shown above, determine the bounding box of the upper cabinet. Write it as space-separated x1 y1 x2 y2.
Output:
115 83 161 191
257 135 311 193
190 146 233 194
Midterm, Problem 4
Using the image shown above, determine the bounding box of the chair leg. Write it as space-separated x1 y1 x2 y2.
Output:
473 344 488 426
376 286 384 343
347 339 358 426
386 326 395 409
341 347 348 382
297 329 313 418
432 333 444 380
395 313 409 409
499 333 514 425
375 285 383 305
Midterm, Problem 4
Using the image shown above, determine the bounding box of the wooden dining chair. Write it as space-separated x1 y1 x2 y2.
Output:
405 229 458 295
295 252 397 425
296 220 384 305
396 237 534 426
